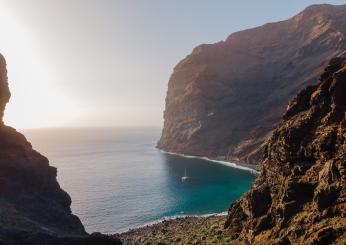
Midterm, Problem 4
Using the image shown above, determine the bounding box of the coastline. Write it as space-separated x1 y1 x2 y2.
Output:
117 212 228 234
119 215 231 244
117 148 260 237
158 149 260 174
117 149 258 236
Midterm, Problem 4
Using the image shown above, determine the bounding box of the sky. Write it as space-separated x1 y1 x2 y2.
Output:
0 0 345 129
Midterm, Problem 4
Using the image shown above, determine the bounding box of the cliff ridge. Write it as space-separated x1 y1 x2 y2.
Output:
224 57 346 244
158 4 346 167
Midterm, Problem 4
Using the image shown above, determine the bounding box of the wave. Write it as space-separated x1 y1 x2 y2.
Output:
159 150 260 175
118 211 228 234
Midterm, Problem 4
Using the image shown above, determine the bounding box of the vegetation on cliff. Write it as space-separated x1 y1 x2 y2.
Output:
120 216 231 245
225 57 346 244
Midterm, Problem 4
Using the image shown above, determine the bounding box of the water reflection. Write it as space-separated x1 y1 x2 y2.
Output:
159 152 256 216
23 128 256 233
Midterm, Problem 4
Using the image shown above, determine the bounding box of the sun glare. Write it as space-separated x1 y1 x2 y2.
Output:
0 5 82 129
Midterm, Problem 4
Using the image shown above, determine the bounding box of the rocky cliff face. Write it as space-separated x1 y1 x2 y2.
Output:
0 55 10 125
224 57 346 244
0 54 121 244
158 4 346 166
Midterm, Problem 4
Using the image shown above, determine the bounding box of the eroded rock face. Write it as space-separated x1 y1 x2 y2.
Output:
224 58 346 244
158 4 346 166
0 55 121 244
0 54 10 124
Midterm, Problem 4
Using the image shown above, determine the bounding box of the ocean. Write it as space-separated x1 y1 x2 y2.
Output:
22 127 256 233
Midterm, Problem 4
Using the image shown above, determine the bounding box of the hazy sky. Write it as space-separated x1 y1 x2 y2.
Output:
0 0 345 128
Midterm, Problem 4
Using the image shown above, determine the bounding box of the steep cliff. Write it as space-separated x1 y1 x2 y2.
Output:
224 57 346 244
158 4 346 166
0 54 121 244
0 55 10 125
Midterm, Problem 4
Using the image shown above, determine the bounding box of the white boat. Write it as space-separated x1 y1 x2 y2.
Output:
181 168 189 181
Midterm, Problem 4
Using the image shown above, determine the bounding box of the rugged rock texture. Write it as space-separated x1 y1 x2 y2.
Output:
0 55 10 124
0 54 121 244
224 57 346 244
158 4 346 166
120 216 231 244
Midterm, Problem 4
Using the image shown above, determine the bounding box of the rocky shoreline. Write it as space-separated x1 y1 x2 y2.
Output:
160 150 261 172
120 54 346 245
119 215 231 245
1 4 346 244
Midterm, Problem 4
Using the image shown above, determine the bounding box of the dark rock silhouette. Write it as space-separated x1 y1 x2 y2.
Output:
224 57 346 244
158 4 346 167
0 55 10 125
0 54 121 244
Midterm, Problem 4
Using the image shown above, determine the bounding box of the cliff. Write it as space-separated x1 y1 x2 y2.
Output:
0 54 121 244
158 4 346 166
224 57 346 244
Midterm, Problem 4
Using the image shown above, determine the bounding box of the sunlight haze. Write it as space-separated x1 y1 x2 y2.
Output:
0 0 344 128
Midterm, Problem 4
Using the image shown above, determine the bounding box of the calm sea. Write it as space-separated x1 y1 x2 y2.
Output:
22 127 256 233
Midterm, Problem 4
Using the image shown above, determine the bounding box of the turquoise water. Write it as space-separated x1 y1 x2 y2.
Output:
23 127 256 233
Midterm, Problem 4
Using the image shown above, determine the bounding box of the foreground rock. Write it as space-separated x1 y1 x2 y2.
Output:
224 57 346 244
0 54 121 244
158 4 346 166
120 216 231 245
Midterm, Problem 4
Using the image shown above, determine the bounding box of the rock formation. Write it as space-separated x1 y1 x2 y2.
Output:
224 57 346 244
0 55 9 125
158 4 346 166
0 54 121 244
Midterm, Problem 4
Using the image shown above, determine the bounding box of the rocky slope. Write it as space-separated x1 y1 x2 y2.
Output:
0 54 121 244
120 215 231 244
224 57 346 244
158 4 346 166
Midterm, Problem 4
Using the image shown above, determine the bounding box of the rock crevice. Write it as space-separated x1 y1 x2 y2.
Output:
224 57 346 244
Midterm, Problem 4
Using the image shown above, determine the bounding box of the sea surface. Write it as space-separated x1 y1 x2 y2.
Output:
22 127 256 233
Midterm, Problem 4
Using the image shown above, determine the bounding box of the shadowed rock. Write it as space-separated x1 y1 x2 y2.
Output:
0 55 122 244
224 57 346 244
0 54 10 124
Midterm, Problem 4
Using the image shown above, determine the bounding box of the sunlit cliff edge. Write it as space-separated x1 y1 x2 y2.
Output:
158 4 346 168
